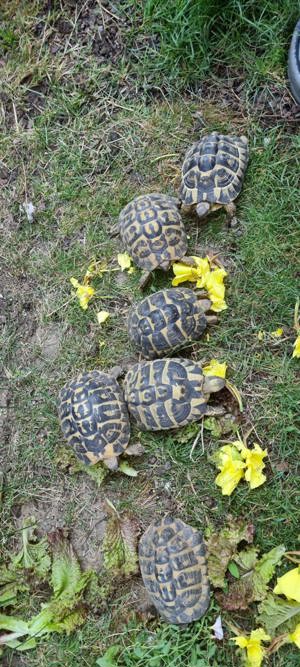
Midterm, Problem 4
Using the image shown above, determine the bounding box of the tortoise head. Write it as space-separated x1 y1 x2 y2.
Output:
202 375 225 395
196 202 210 218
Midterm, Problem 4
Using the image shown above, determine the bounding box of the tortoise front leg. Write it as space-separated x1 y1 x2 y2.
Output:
139 271 152 290
224 201 236 221
204 405 226 417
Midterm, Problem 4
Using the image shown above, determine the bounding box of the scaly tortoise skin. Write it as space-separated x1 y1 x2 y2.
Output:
58 370 130 469
139 515 210 624
119 193 188 276
180 132 249 219
123 358 224 431
128 288 216 359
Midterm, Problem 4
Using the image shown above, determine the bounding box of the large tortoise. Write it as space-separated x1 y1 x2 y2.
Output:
139 515 210 624
119 193 188 287
58 370 130 469
180 132 249 219
128 288 216 359
123 358 225 431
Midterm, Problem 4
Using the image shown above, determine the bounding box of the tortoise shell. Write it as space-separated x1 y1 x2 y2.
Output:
139 515 210 624
123 358 224 431
180 132 249 206
128 288 209 359
58 370 130 465
119 193 188 272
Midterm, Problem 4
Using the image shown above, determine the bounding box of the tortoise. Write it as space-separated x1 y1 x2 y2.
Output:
127 288 217 359
119 193 188 288
58 370 130 470
180 132 249 220
139 515 210 624
123 358 225 431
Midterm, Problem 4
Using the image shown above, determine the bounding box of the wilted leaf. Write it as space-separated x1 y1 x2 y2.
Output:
12 517 51 580
216 544 286 611
0 565 28 608
0 530 92 651
233 546 258 571
206 520 254 589
258 594 300 635
55 448 108 487
103 507 139 577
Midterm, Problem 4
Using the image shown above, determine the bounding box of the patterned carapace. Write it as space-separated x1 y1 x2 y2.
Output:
139 515 210 624
58 370 130 465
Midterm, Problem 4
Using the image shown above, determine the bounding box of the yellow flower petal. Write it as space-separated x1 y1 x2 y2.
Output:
293 335 300 358
214 445 246 496
117 252 132 271
289 623 300 648
70 278 95 310
97 311 110 325
241 443 268 490
203 359 227 378
172 262 199 286
257 331 265 341
274 567 300 602
271 328 283 338
233 629 270 667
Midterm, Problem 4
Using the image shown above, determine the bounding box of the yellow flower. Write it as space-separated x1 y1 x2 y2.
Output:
289 623 300 648
96 311 110 325
271 328 283 338
172 261 200 287
117 252 135 273
233 628 270 667
70 278 95 310
172 256 227 311
214 445 246 496
205 267 227 312
240 442 268 490
203 359 227 378
257 331 265 341
293 335 300 358
274 567 300 602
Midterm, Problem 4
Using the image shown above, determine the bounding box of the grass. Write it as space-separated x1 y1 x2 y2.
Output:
1 1 300 665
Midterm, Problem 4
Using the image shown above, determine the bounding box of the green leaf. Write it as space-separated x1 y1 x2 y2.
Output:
0 565 28 607
118 461 138 477
103 507 139 577
228 561 240 578
206 520 254 588
12 517 51 580
233 546 258 571
258 593 300 635
96 645 121 666
255 545 286 585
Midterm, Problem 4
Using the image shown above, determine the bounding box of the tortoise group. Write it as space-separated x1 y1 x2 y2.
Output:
58 131 249 625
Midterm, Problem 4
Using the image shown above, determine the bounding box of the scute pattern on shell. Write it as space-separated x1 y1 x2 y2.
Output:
119 193 188 272
180 132 249 206
139 515 210 624
123 358 209 430
128 288 208 359
58 370 130 465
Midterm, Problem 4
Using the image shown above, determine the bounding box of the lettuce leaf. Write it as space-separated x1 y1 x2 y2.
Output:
12 517 51 580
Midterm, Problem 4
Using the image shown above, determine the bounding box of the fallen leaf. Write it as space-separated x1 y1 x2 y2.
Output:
103 505 139 577
206 520 254 589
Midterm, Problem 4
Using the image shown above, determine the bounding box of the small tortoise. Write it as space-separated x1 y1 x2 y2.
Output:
180 132 249 219
128 288 217 359
119 193 188 287
58 370 130 469
139 515 210 624
123 358 224 431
